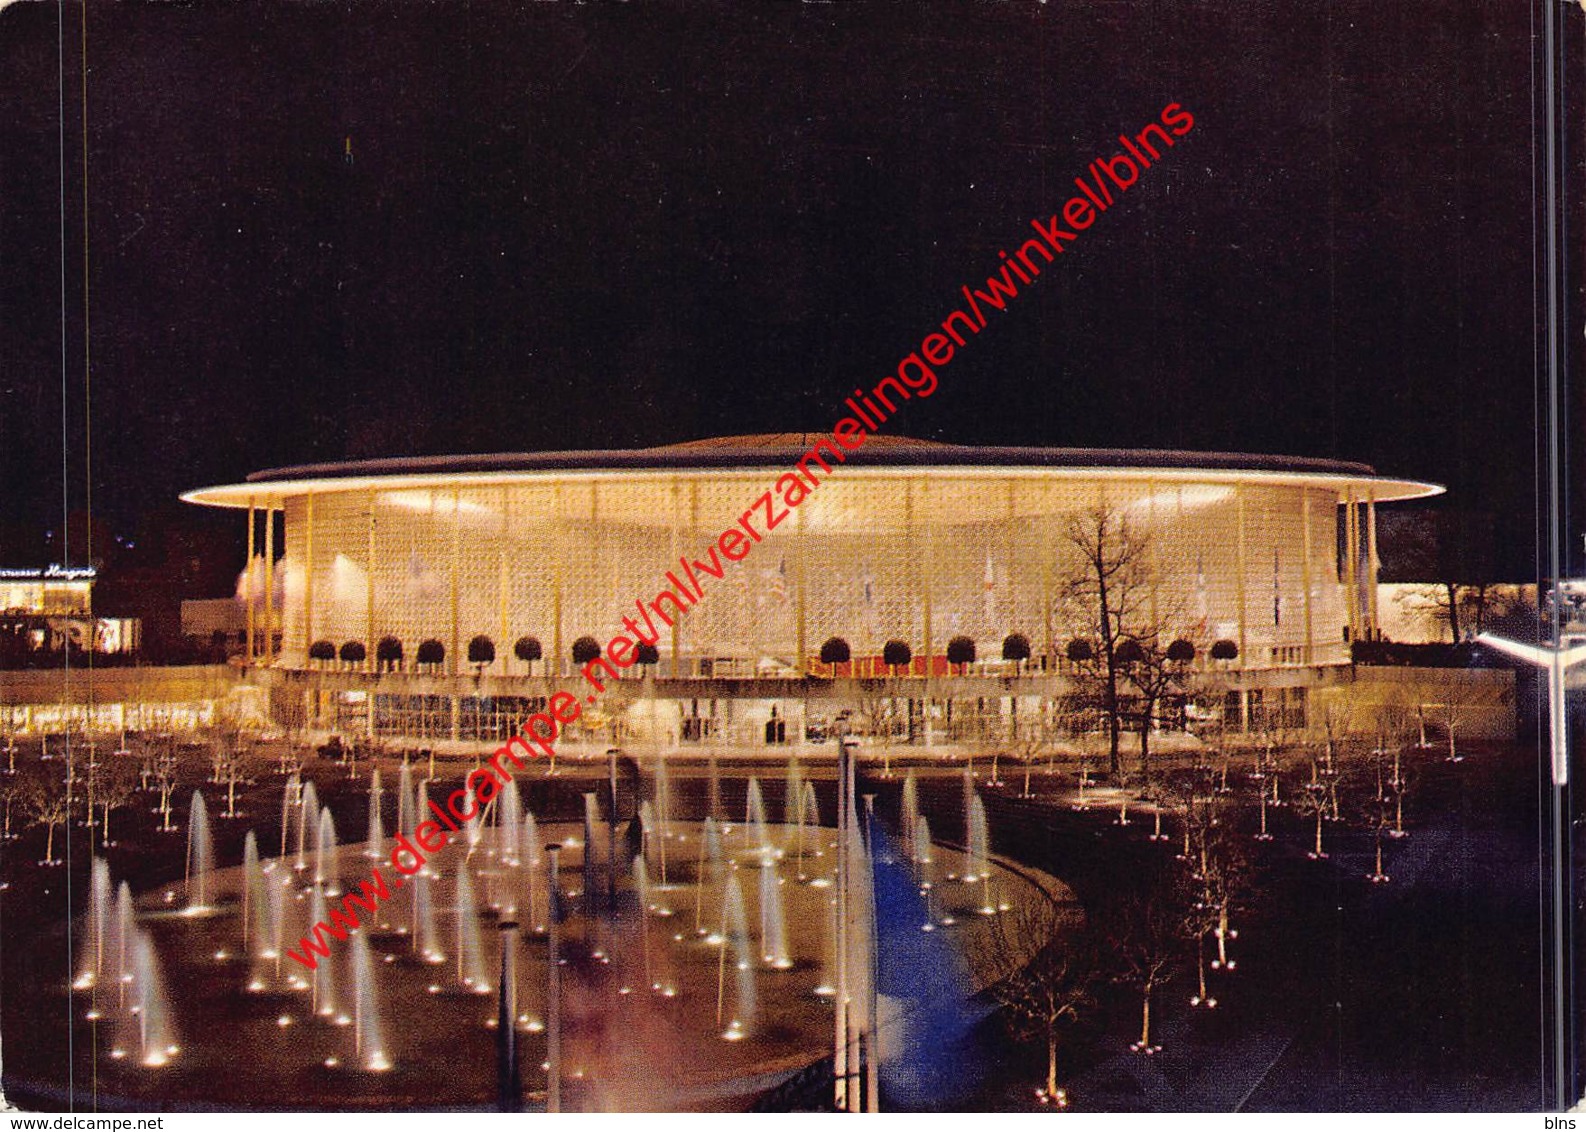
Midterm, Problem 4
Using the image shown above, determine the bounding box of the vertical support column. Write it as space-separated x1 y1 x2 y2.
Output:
552 484 565 679
795 504 807 673
680 482 695 679
1300 491 1315 664
1005 479 1018 635
450 490 462 743
915 481 934 746
914 481 931 660
1146 479 1160 629
1041 555 1054 671
1234 487 1248 670
1343 490 1359 644
499 487 510 674
245 499 257 664
366 494 377 673
450 489 462 678
1366 490 1381 642
263 506 276 662
304 494 316 665
365 492 378 739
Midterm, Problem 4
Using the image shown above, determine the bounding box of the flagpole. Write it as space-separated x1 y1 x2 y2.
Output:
1537 0 1578 1105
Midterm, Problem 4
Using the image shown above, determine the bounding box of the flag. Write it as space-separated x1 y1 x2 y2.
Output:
983 553 996 625
860 561 877 640
406 551 441 599
768 557 789 606
1272 549 1282 627
733 560 750 602
1194 552 1209 631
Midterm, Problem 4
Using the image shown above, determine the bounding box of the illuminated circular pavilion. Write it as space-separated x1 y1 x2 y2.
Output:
182 435 1441 743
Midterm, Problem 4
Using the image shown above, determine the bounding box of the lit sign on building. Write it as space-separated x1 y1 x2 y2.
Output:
0 565 98 581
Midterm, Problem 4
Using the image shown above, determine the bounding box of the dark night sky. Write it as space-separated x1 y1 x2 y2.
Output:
0 0 1579 583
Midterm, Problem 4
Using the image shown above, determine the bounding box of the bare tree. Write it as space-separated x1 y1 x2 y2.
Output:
1062 506 1154 779
152 740 179 833
96 758 139 849
1356 759 1395 883
1183 880 1220 1010
1010 723 1058 799
1117 636 1196 780
20 765 71 865
0 772 16 840
1368 693 1416 760
1200 826 1248 974
1104 880 1186 1054
1296 775 1331 860
1430 670 1472 763
0 703 17 776
978 896 1098 1101
213 735 253 817
1310 697 1356 782
851 690 895 743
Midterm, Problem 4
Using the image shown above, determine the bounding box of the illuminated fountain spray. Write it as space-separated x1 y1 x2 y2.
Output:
114 882 134 1007
463 786 483 853
912 803 941 929
296 782 319 871
315 807 339 894
758 861 792 969
694 816 722 935
900 772 920 864
76 856 112 989
309 887 336 1016
964 791 990 884
913 815 934 871
280 774 301 859
396 761 415 837
268 868 288 976
652 756 672 884
715 869 755 1040
364 770 384 861
497 778 521 865
639 801 659 864
638 802 674 917
784 759 806 829
814 864 840 998
520 813 544 931
413 872 443 961
582 792 600 911
242 833 274 990
803 780 821 827
417 782 435 872
745 778 773 866
350 929 390 1071
799 781 823 882
128 929 175 1067
788 786 810 882
240 832 260 949
634 852 652 912
454 862 488 992
184 792 213 912
966 792 996 914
